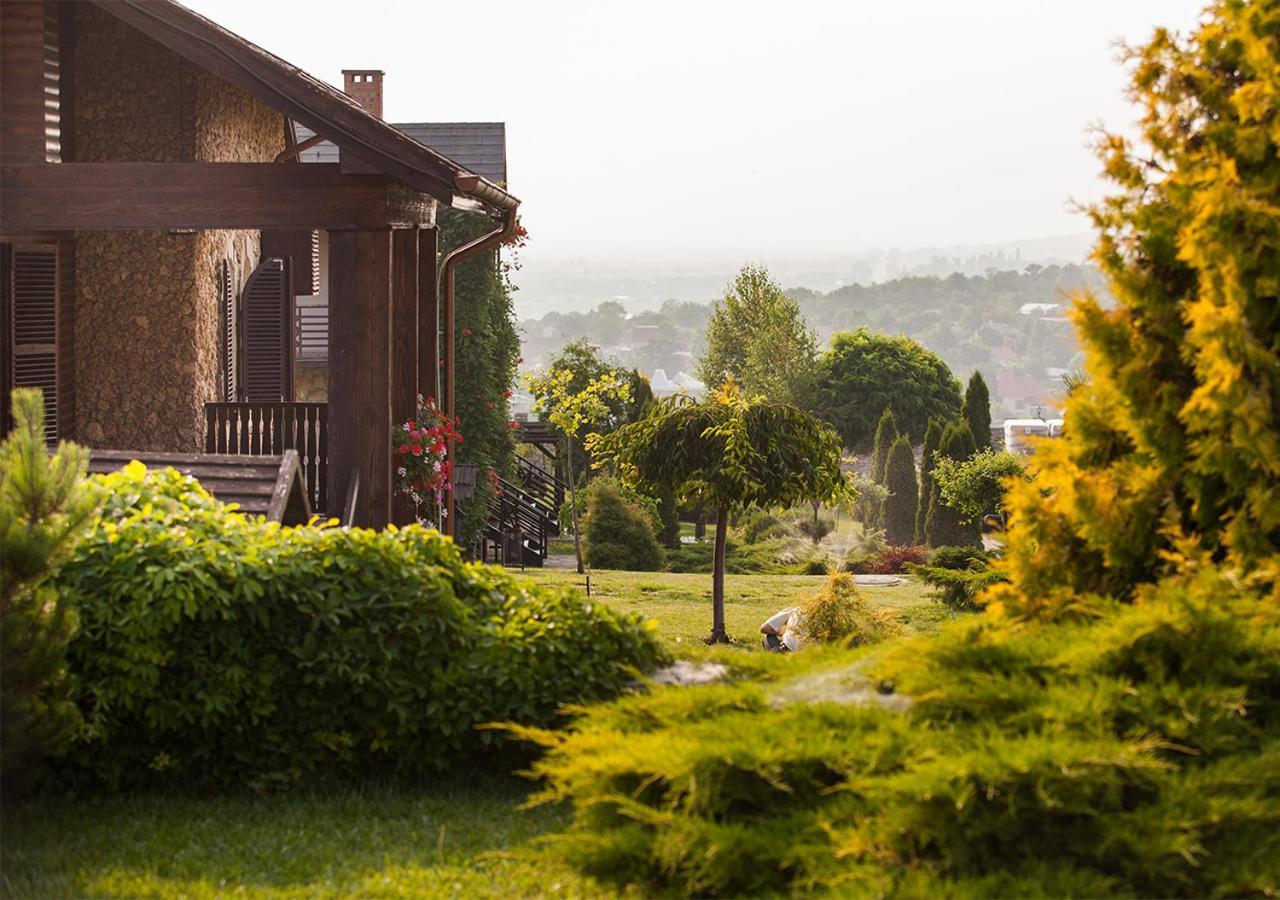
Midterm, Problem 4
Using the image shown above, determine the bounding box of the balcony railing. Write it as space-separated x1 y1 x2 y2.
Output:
205 401 328 514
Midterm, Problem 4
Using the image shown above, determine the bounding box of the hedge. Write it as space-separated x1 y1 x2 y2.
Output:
56 464 666 790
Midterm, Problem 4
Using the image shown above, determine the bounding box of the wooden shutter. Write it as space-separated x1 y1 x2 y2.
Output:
7 245 59 442
239 257 293 401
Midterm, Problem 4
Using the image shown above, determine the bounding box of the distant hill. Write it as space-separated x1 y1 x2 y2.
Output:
519 261 1105 421
512 232 1095 317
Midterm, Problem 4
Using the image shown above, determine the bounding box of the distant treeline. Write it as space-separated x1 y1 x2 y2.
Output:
520 263 1105 417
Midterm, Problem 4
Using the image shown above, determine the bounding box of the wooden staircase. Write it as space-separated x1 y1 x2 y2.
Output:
480 464 565 568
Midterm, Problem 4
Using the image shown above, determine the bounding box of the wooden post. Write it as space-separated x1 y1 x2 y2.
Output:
327 228 392 528
417 227 439 405
390 228 419 526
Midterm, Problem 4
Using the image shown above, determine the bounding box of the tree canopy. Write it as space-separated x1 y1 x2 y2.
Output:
696 264 817 407
813 328 963 451
591 381 844 641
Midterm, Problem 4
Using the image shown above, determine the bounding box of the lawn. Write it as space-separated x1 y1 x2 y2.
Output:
1 778 604 899
519 567 948 650
3 568 952 898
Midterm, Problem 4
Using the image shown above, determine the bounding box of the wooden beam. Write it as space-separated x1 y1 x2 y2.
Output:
0 163 436 231
327 228 392 528
390 228 418 526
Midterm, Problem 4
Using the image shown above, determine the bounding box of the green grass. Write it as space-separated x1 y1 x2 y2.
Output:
1 778 606 899
520 567 946 650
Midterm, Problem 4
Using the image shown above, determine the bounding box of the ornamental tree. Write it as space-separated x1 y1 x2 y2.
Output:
963 371 992 454
813 327 962 451
932 448 1027 529
915 417 945 543
924 421 981 548
1 389 100 791
881 435 919 546
591 381 844 643
990 0 1280 617
526 367 632 574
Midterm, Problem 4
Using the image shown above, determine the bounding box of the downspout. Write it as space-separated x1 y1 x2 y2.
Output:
438 195 519 538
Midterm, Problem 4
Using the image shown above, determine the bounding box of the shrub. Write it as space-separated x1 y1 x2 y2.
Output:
909 561 1005 610
582 478 665 572
794 515 835 545
0 390 100 792
798 556 830 576
848 545 927 575
520 569 1280 896
795 573 898 645
924 421 981 548
735 508 788 544
560 477 660 537
927 545 989 570
665 538 796 575
56 464 666 790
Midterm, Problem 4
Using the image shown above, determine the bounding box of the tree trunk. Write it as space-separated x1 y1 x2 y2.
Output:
709 506 730 643
566 440 585 575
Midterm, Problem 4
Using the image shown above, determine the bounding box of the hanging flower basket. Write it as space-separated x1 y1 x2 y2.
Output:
393 394 463 515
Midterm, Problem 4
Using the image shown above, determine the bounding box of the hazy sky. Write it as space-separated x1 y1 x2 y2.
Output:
188 0 1205 263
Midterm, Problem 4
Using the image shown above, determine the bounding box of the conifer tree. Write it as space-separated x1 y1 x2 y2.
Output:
870 408 898 484
963 371 992 455
989 2 1280 617
924 421 980 548
882 435 919 546
915 417 944 544
868 408 899 527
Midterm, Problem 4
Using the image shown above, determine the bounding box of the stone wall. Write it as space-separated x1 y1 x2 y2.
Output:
70 5 284 450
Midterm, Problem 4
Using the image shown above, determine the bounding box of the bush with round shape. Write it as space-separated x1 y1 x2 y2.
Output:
582 478 665 572
56 464 666 790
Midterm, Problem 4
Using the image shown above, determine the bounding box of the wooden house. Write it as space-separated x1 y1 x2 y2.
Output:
0 0 519 530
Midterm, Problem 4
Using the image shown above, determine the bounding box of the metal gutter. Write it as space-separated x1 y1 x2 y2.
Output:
437 202 520 536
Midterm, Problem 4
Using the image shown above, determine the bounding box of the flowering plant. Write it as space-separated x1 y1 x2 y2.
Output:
393 394 463 509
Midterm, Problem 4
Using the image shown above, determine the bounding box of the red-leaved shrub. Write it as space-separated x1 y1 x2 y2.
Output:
848 545 928 575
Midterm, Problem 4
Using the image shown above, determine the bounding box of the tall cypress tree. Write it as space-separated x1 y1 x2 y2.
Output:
882 435 919 546
915 417 944 544
870 408 899 484
963 371 992 455
868 408 899 528
925 421 981 548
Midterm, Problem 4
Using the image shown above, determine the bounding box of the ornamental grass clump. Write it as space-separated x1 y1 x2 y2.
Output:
55 464 666 790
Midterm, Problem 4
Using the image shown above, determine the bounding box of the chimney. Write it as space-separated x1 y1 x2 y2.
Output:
342 69 384 119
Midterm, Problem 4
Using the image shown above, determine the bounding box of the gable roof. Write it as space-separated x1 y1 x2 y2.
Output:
89 0 517 214
297 123 507 187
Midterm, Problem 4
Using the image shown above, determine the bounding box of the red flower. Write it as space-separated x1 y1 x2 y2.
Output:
462 327 473 337
502 390 513 399
411 443 422 455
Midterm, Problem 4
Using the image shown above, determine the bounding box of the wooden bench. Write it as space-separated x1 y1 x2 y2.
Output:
87 449 312 525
